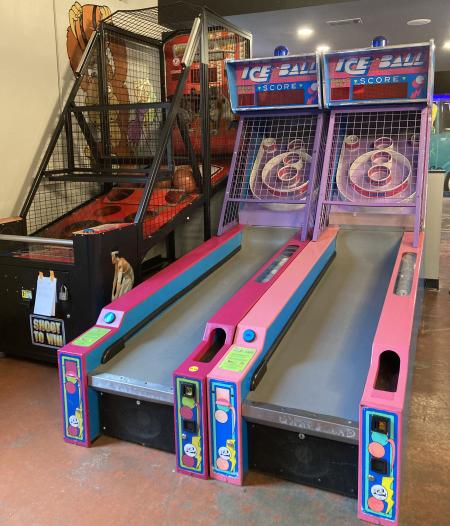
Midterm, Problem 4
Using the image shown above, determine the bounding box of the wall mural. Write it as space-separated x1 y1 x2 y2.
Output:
66 2 111 72
66 2 131 157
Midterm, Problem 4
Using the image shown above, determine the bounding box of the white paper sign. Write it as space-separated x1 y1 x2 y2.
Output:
34 275 57 317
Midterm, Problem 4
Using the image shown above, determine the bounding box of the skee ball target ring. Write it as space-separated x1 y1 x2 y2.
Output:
261 149 310 198
348 150 411 198
249 138 312 210
374 136 394 150
367 165 392 186
371 150 392 168
336 137 416 203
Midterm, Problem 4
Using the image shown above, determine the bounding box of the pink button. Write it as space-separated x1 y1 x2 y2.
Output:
216 458 229 471
182 455 195 468
65 381 77 395
215 409 228 423
368 496 384 513
180 406 193 420
68 425 78 437
368 441 385 458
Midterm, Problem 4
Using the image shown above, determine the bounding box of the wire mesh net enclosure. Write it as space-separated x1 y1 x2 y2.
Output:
220 113 320 231
315 108 425 236
22 2 250 245
306 114 329 238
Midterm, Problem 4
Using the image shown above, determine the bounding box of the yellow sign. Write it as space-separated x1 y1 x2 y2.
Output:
22 289 33 300
218 346 256 373
188 366 199 372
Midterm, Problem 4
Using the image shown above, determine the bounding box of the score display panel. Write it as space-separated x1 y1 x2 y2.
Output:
226 53 321 112
323 43 433 107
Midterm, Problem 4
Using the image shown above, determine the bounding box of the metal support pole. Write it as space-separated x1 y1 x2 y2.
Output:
98 27 112 167
200 9 211 241
0 234 73 247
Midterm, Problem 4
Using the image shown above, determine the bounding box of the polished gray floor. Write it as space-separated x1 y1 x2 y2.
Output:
90 226 296 399
246 229 402 424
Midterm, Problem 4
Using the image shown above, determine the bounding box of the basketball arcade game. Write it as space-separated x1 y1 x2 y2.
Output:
165 27 245 167
0 4 250 362
57 53 328 464
207 41 433 526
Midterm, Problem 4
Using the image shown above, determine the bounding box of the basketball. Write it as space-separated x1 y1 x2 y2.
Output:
173 165 197 193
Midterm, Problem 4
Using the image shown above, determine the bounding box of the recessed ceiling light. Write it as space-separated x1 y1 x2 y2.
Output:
407 18 431 26
317 45 330 52
443 41 450 50
297 27 314 38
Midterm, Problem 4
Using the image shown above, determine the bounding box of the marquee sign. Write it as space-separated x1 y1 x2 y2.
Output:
226 54 321 111
323 43 432 106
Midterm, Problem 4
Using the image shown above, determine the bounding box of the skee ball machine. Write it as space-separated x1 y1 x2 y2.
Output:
172 53 330 478
0 3 250 362
207 40 433 526
57 52 330 465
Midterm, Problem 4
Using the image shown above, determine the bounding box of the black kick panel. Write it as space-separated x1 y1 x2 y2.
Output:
100 393 175 453
248 423 358 498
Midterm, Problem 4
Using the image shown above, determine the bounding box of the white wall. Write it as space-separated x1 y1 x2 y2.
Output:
0 0 155 219
0 0 60 218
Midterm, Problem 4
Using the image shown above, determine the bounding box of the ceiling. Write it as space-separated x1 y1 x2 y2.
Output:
226 0 450 71
160 0 352 16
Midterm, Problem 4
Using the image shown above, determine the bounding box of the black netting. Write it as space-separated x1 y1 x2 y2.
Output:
22 4 250 243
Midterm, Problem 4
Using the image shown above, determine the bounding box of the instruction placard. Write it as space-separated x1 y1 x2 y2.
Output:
34 275 57 316
72 327 111 348
218 346 256 373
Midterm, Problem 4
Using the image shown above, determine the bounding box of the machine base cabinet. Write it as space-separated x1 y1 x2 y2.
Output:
100 393 175 453
248 423 358 498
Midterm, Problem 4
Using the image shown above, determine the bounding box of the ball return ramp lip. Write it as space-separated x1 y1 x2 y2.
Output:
89 226 297 403
242 228 403 444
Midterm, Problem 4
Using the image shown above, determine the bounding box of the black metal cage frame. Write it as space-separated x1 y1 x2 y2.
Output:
3 3 251 260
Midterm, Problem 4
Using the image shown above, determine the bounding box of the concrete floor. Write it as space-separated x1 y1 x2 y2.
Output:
1 203 450 526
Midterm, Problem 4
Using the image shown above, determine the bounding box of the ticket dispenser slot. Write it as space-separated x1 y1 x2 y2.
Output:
181 383 197 432
182 382 196 398
371 415 390 435
182 419 197 434
370 457 389 475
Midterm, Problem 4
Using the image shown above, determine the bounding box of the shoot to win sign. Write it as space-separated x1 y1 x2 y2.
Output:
30 315 66 349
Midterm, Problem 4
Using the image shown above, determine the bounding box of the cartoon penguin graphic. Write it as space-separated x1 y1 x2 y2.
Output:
67 407 83 439
182 436 202 469
216 439 236 472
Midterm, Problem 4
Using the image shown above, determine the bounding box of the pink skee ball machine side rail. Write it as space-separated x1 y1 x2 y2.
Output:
358 231 424 526
207 227 338 484
174 234 308 479
58 225 243 447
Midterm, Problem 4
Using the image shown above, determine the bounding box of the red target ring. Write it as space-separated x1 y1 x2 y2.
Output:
367 165 392 186
347 147 411 199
